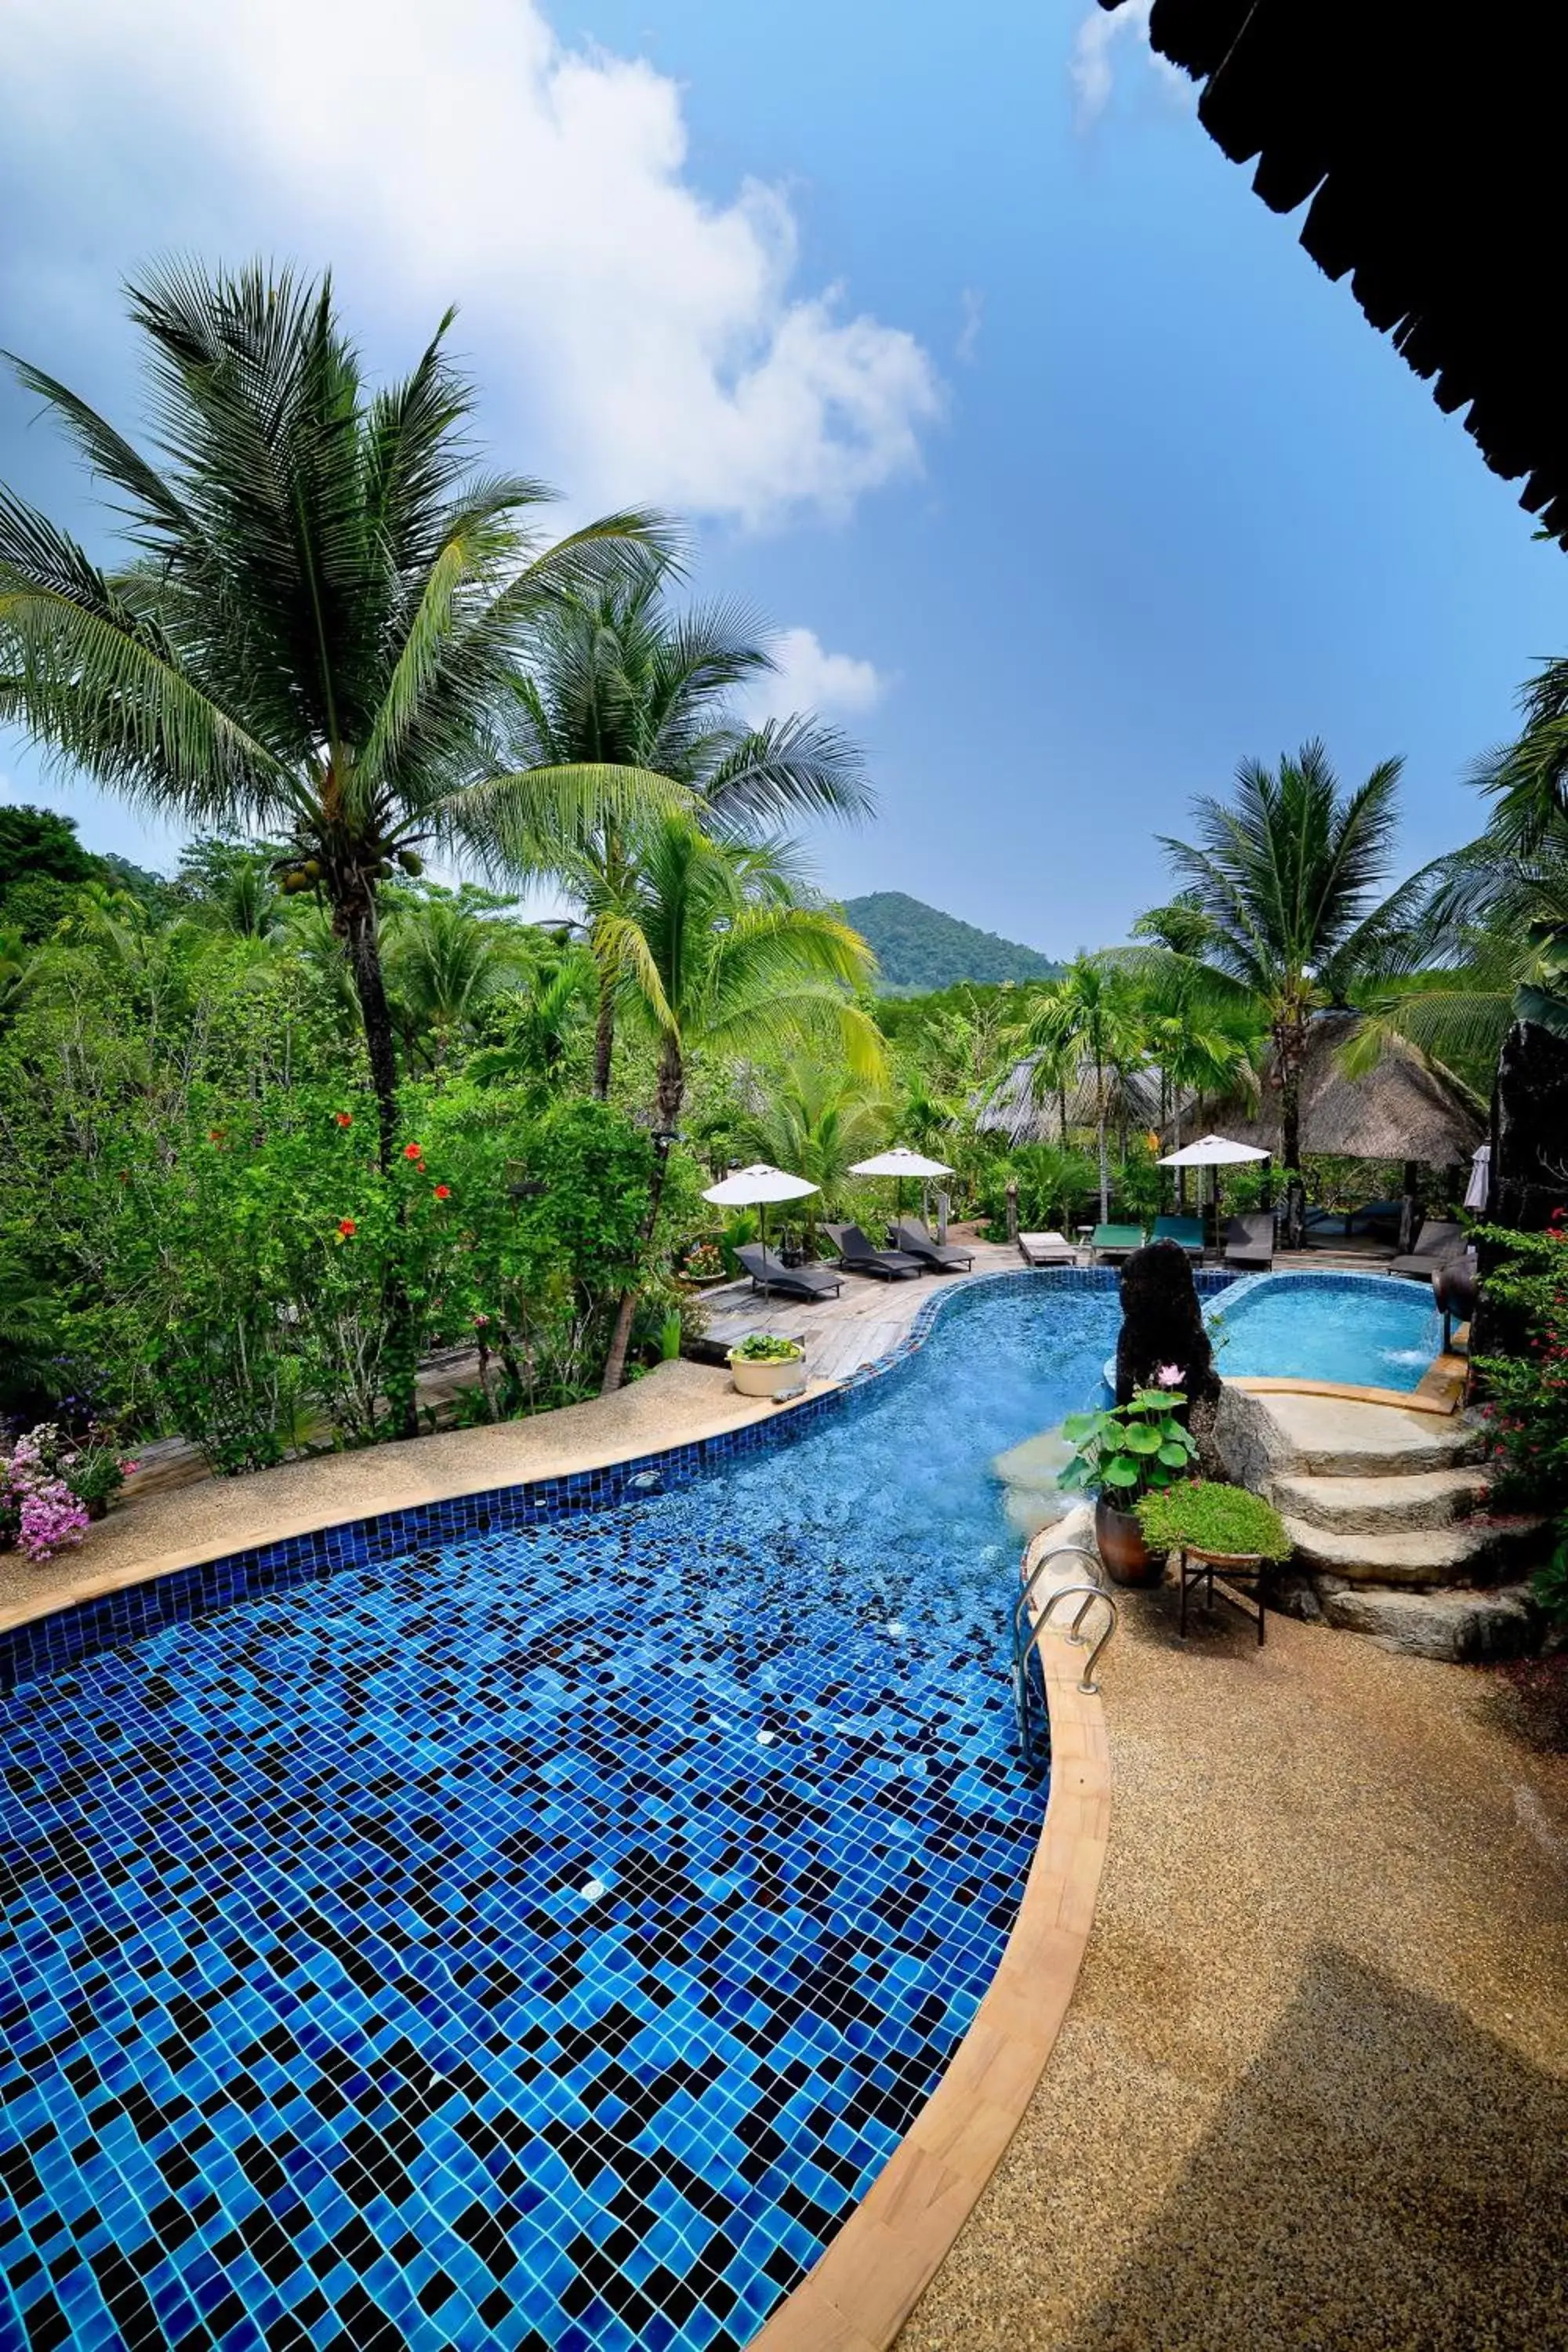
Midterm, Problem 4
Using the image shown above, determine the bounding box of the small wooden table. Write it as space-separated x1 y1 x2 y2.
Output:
1176 1545 1268 1645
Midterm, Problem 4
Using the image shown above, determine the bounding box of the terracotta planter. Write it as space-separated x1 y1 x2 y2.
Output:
727 1350 805 1399
1094 1494 1158 1586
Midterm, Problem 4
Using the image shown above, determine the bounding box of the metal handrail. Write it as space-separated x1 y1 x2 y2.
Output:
1015 1541 1102 1638
1010 1541 1120 1765
1035 1583 1119 1695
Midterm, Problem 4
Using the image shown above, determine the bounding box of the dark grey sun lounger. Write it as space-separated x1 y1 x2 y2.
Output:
1390 1219 1466 1281
1223 1212 1275 1270
891 1218 974 1272
735 1243 842 1301
824 1223 924 1280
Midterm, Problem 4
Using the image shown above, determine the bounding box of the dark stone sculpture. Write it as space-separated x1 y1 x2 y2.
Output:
1114 1240 1221 1409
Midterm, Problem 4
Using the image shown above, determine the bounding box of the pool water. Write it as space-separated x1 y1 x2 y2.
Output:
1206 1271 1443 1392
0 1279 1120 2352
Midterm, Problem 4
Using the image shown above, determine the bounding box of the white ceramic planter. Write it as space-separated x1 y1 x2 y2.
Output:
727 1350 805 1399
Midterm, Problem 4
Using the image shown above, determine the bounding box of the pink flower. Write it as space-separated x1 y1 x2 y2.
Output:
1156 1363 1185 1387
16 1480 89 1563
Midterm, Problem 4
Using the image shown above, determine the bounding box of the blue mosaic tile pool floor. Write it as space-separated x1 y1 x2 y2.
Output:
0 1278 1120 2351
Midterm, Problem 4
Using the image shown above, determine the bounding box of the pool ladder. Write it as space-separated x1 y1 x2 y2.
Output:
1011 1543 1119 1771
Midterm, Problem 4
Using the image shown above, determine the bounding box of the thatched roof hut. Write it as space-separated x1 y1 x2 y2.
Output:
978 1054 1166 1148
1102 2 1568 543
1208 1014 1483 1166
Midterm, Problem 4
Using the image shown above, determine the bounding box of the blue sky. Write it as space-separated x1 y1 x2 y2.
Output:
2 0 1563 952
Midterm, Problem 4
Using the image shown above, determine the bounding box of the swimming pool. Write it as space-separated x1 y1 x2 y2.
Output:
1205 1270 1443 1392
0 1276 1120 2352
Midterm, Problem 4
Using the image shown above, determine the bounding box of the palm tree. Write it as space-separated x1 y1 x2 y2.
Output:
593 815 882 1389
746 1060 892 1244
383 894 531 1073
497 557 873 1096
1018 956 1147 1219
1156 742 1428 1167
0 261 674 1177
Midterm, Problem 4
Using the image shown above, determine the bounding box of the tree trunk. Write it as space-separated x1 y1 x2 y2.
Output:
338 881 419 1439
1095 1054 1109 1221
601 1038 684 1394
593 975 615 1101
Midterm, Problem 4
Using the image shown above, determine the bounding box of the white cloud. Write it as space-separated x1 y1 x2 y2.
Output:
956 288 984 367
1069 1 1190 126
748 628 885 724
0 0 940 529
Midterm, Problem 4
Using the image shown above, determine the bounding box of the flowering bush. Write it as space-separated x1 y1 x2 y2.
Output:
2 1422 92 1562
1471 1215 1568 1621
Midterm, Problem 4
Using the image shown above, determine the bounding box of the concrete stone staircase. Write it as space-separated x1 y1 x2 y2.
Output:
1214 1388 1545 1661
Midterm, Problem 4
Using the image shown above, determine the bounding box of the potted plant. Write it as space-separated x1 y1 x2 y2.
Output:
680 1239 729 1289
726 1331 807 1399
1135 1481 1291 1570
1059 1386 1199 1584
65 1446 139 1523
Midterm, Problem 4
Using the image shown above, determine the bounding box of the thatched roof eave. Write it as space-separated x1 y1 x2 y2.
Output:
1105 0 1568 546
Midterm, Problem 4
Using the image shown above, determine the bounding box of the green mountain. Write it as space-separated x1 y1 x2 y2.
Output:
842 891 1060 993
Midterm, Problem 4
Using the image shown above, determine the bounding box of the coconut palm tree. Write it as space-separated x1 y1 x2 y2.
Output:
1018 956 1148 1219
1155 742 1429 1167
383 893 532 1074
495 557 873 1096
0 261 675 1178
745 1060 893 1244
593 815 882 1389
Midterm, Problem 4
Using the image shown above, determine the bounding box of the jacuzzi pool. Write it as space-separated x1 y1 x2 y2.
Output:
1205 1269 1443 1392
0 1274 1117 2352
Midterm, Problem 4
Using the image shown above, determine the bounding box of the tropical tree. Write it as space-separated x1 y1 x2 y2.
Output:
744 1059 893 1242
1153 742 1428 1167
496 556 872 1096
0 261 674 1180
383 892 532 1073
591 815 883 1389
1018 956 1148 1218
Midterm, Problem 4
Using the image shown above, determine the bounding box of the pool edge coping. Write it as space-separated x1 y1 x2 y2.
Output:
746 1621 1111 2352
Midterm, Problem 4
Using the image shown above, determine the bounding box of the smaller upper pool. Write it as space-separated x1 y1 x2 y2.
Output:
1205 1270 1443 1392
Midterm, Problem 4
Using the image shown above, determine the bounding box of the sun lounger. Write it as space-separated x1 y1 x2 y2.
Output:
1223 1212 1275 1270
891 1218 974 1272
1305 1197 1403 1241
735 1243 842 1301
1390 1219 1466 1281
1018 1231 1078 1266
1152 1214 1205 1259
823 1222 924 1280
1091 1223 1145 1263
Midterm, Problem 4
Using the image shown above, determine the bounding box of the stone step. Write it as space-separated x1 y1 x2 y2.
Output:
1317 1580 1537 1662
1271 1467 1494 1535
1282 1511 1547 1587
1227 1389 1484 1479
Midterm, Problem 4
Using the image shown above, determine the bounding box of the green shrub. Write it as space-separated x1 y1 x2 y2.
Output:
1137 1480 1292 1561
729 1332 803 1363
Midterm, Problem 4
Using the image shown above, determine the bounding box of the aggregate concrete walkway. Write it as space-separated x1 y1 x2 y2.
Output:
897 1583 1568 2352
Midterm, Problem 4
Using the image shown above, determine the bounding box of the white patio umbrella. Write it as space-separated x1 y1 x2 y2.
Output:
1464 1142 1491 1213
701 1162 819 1252
1157 1134 1271 1167
1158 1133 1270 1225
849 1145 955 1225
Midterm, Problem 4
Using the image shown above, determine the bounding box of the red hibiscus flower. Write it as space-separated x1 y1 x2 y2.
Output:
405 1142 423 1161
434 1184 451 1200
337 1218 357 1238
335 1111 353 1128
